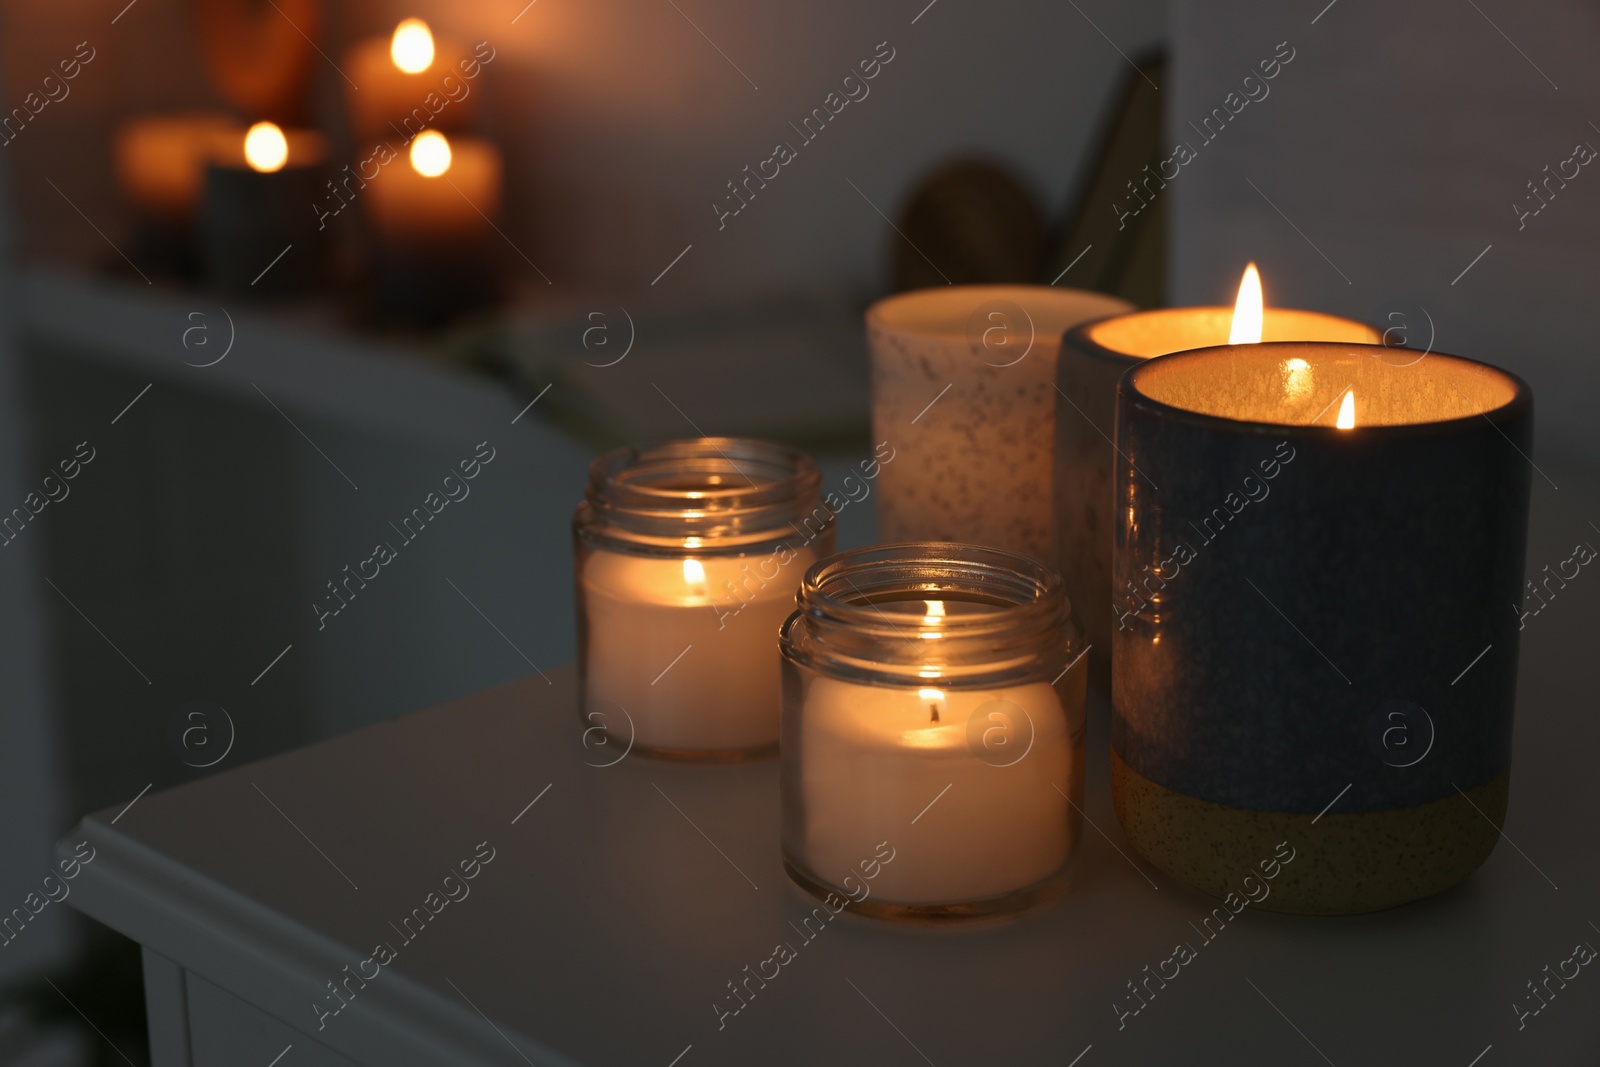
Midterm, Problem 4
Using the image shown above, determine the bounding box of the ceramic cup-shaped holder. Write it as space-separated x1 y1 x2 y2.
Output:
1055 307 1379 656
867 285 1132 568
1112 342 1532 914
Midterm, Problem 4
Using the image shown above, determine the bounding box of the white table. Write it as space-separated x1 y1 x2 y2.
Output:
60 444 1600 1067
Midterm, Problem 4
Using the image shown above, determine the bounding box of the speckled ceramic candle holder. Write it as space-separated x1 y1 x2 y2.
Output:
868 286 1132 567
1111 342 1532 914
1055 307 1379 656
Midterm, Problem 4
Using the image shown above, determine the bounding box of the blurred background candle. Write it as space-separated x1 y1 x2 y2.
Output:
867 285 1131 567
1054 264 1380 659
366 130 501 246
1112 342 1532 914
114 113 243 225
781 543 1086 919
574 438 834 759
114 113 244 276
361 129 504 322
344 18 477 141
200 121 329 295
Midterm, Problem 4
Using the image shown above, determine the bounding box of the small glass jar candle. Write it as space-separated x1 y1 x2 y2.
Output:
574 438 834 760
780 543 1087 920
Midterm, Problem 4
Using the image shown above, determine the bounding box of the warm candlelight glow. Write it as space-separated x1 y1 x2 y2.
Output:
390 18 435 74
1336 390 1356 429
1228 262 1264 345
242 122 288 173
409 130 452 177
681 558 705 585
1282 356 1313 400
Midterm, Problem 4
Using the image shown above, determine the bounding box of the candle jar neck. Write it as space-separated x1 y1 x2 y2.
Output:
576 437 831 554
782 543 1079 689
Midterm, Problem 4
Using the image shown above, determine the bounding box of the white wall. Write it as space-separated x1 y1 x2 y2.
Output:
1168 0 1600 466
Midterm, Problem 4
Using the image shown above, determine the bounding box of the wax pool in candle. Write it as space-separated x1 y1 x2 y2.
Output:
792 664 1080 904
582 545 819 754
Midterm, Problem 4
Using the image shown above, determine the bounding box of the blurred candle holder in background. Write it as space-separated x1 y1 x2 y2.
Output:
362 129 503 324
1111 342 1532 914
867 286 1131 568
780 543 1086 920
573 438 835 761
1054 265 1379 658
201 121 329 295
344 18 479 141
114 113 243 276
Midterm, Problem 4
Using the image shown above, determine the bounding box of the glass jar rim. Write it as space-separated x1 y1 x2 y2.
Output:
783 543 1076 687
581 436 828 546
797 542 1064 630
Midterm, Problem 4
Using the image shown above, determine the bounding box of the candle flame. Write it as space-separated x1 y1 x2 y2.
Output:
1228 262 1264 345
682 558 705 585
409 130 452 177
243 122 288 173
391 18 435 74
1336 390 1356 429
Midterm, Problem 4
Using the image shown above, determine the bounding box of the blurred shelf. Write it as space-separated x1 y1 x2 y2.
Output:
17 268 530 450
16 270 873 454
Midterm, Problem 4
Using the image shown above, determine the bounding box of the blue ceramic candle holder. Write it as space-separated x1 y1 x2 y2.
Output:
1111 341 1532 914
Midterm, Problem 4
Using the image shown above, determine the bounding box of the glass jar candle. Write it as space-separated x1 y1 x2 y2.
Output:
779 543 1087 920
574 438 834 760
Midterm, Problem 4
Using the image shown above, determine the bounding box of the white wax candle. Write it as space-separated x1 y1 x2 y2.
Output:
582 546 818 753
796 674 1080 904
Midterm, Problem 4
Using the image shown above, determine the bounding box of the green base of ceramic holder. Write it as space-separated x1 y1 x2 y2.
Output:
1111 751 1507 915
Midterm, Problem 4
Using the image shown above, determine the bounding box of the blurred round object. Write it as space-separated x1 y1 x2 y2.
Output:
891 159 1046 292
195 0 321 123
114 113 243 222
201 127 330 296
